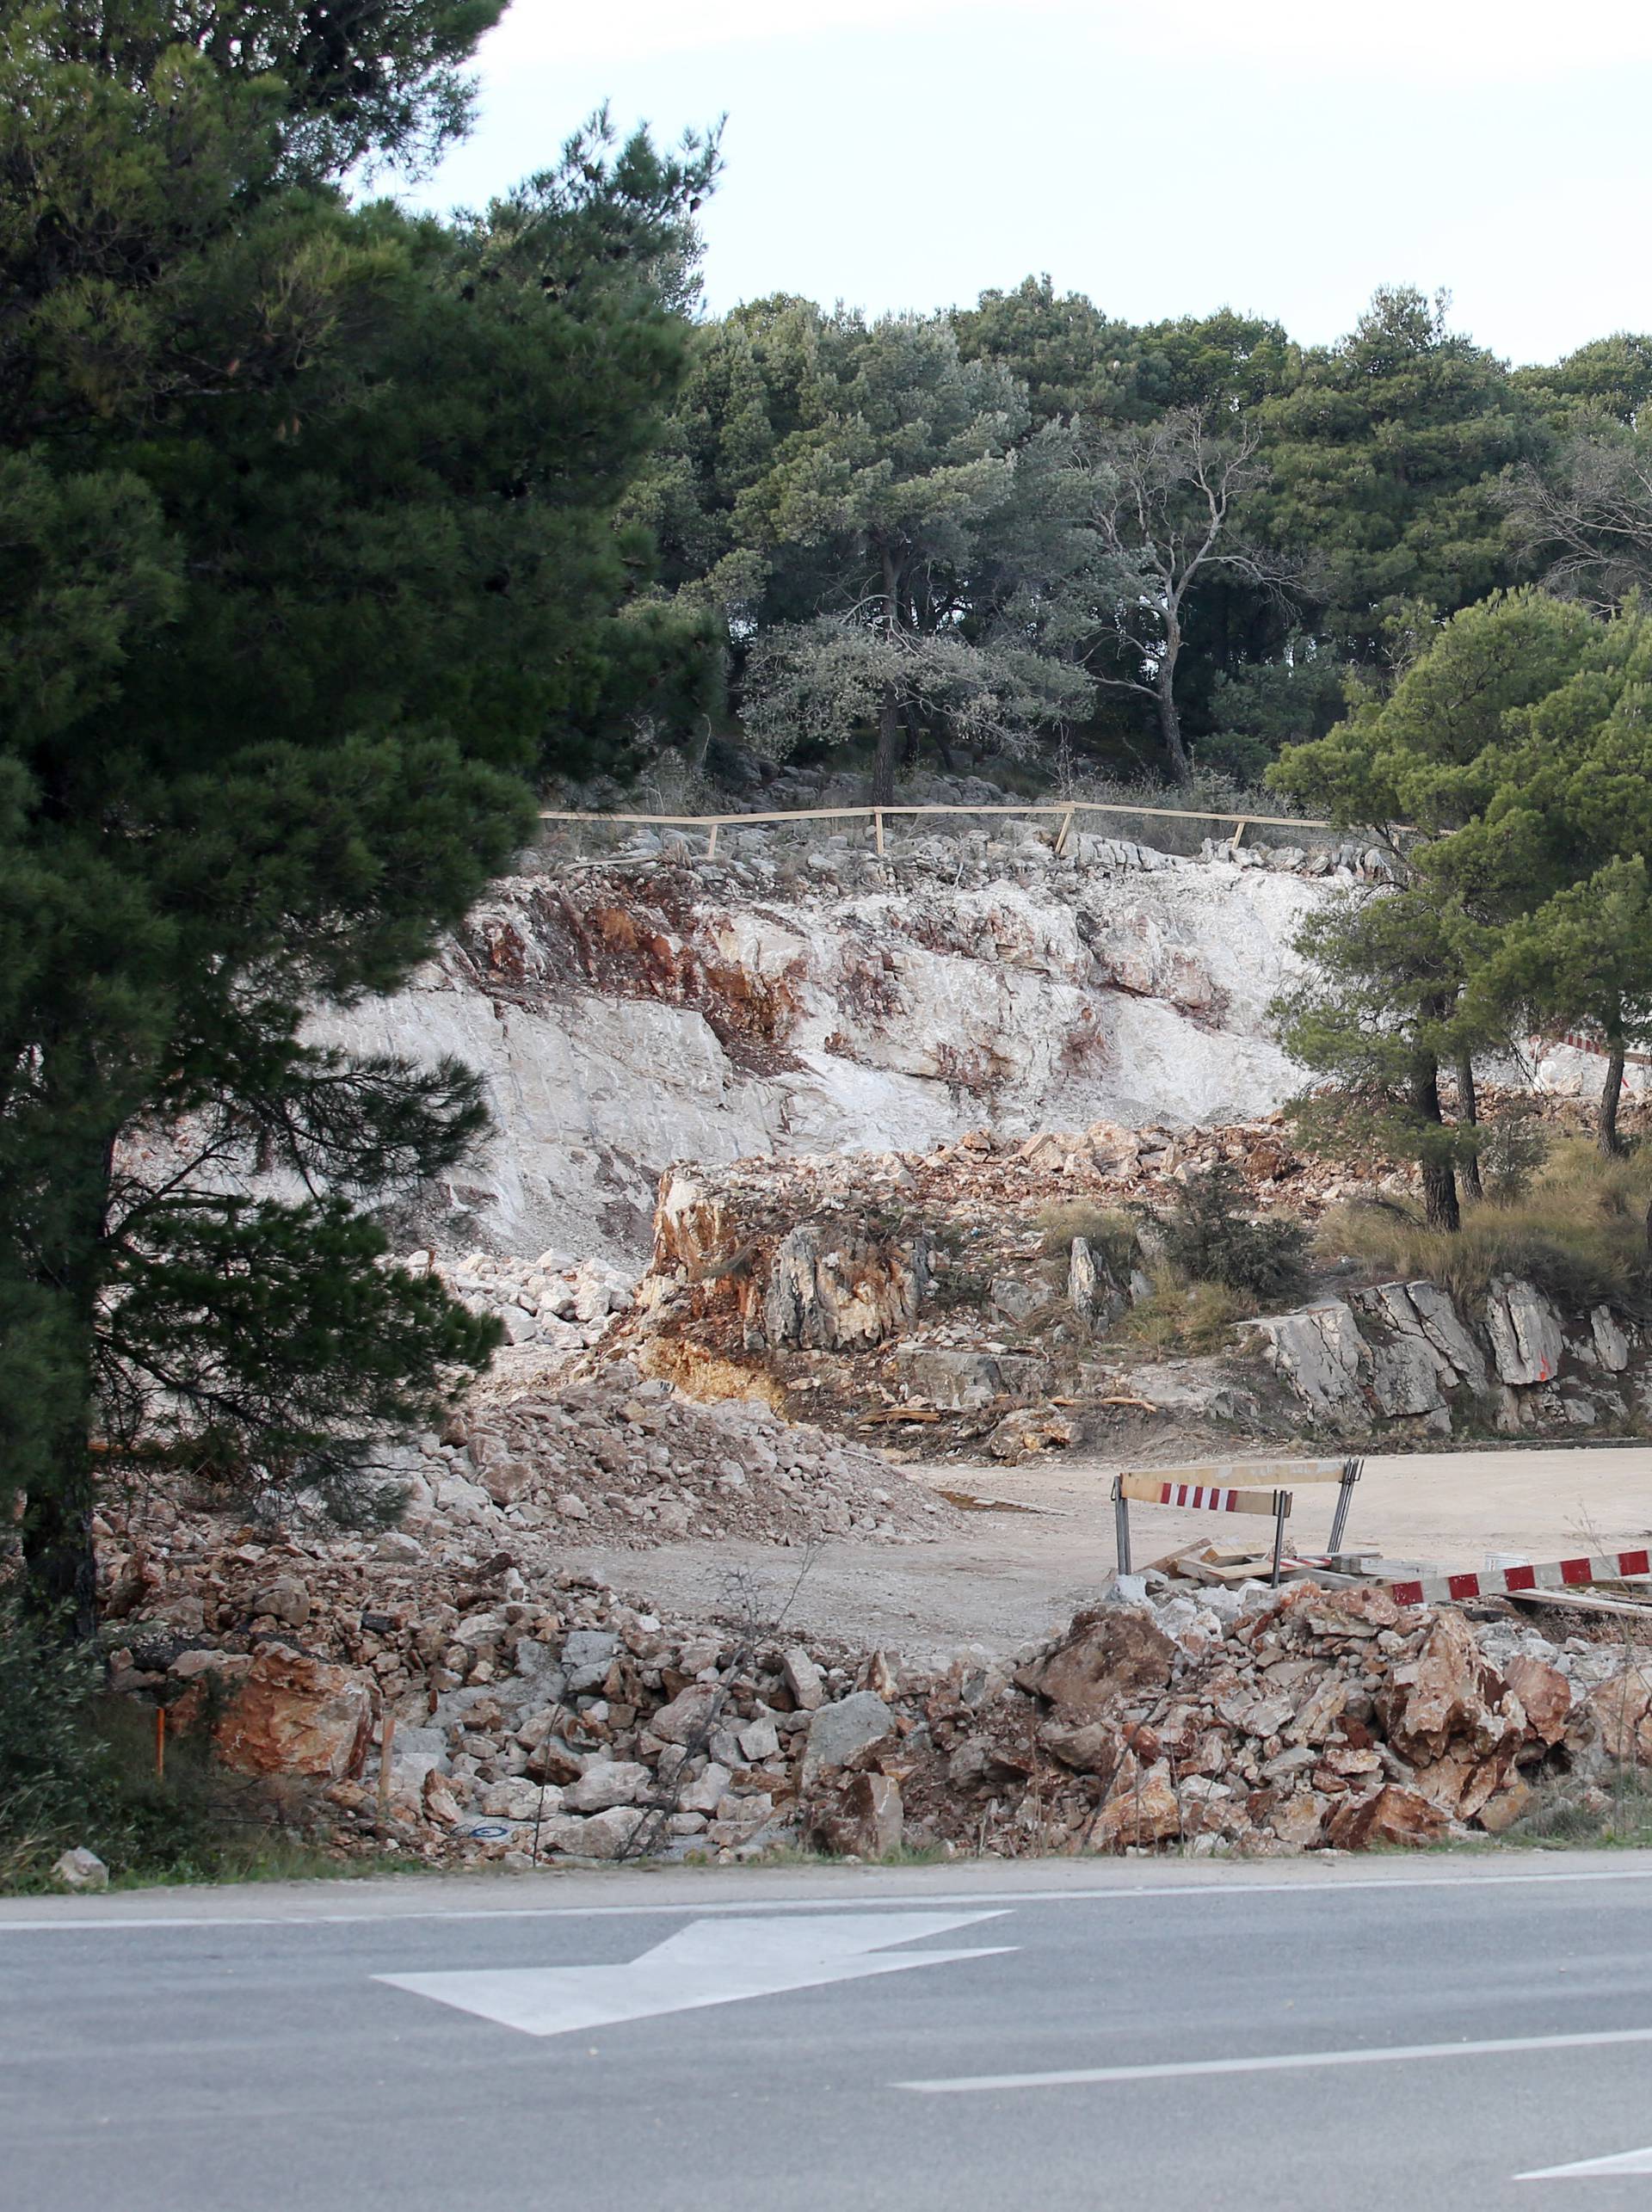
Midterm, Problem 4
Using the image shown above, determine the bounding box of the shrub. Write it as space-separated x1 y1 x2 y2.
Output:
0 1586 109 1886
1136 1162 1310 1304
1477 1106 1550 1204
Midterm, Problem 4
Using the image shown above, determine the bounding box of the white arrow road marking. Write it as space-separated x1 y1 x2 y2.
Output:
901 2024 1652 2093
1518 2146 1652 2179
379 1911 1014 2038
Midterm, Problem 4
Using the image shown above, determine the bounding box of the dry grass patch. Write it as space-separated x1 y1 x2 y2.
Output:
1316 1140 1652 1312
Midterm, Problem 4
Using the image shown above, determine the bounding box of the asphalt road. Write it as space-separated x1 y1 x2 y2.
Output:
9 1853 1652 2211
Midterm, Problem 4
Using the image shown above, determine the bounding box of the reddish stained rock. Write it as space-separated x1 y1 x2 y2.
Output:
1015 1606 1176 1724
1477 1778 1533 1835
1409 1745 1517 1823
811 1772 903 1859
1288 1584 1401 1636
1589 1667 1652 1765
1378 1611 1505 1765
213 1643 372 1781
1502 1654 1572 1747
1089 1756 1182 1849
1325 1784 1449 1850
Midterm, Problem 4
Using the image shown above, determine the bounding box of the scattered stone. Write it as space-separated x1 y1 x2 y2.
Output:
50 1846 108 1893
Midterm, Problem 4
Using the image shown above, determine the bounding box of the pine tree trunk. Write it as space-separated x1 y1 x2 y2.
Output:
872 684 901 808
1156 678 1192 785
17 1112 112 1638
1456 1047 1483 1204
1410 1054 1460 1233
1599 1041 1628 1157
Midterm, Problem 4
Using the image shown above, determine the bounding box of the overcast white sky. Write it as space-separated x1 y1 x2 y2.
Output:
403 0 1652 366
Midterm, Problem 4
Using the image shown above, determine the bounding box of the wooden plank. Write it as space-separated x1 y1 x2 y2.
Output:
1507 1588 1652 1622
536 800 1343 832
1143 1459 1352 1486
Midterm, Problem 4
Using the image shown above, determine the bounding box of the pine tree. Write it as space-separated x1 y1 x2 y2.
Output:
0 6 718 1622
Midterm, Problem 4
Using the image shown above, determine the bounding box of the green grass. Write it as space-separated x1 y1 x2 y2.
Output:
1316 1138 1652 1312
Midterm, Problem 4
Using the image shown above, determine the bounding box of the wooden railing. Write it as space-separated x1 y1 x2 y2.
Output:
537 798 1335 859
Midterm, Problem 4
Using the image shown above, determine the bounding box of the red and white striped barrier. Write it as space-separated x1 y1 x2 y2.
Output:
1119 1474 1277 1517
1385 1547 1652 1609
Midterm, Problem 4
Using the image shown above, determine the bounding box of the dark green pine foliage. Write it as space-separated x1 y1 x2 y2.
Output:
0 4 718 1621
1258 287 1533 661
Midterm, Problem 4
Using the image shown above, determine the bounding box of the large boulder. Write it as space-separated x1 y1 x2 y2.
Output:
810 1772 903 1859
1325 1785 1449 1850
892 1346 1051 1413
1089 1755 1181 1848
1378 1611 1507 1765
213 1643 372 1782
1503 1654 1573 1747
803 1691 893 1778
1589 1667 1652 1765
1015 1605 1176 1723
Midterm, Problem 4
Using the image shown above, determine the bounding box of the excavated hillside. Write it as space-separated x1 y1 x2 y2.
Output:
312 823 1353 1263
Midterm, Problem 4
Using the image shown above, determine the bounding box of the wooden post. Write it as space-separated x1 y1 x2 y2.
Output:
1054 808 1075 859
873 809 885 856
706 821 719 858
1230 818 1249 848
377 1714 395 1827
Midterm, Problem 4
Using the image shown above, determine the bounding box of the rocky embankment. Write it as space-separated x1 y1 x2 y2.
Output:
575 1116 1651 1455
101 1489 1652 1865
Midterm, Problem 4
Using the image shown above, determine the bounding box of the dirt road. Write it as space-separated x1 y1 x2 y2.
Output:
568 1442 1652 1659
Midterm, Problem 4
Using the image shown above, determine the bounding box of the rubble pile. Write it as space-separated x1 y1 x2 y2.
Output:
453 1365 952 1548
410 1248 638 1359
102 1482 1650 1867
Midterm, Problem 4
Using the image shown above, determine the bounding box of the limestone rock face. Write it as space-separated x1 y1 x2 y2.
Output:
301 847 1325 1264
759 1222 932 1351
1484 1276 1565 1387
891 1346 1052 1413
1245 1299 1370 1425
213 1643 372 1781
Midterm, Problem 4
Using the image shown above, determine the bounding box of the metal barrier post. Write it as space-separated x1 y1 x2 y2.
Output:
1270 1491 1292 1587
1112 1475 1131 1576
1328 1457 1362 1554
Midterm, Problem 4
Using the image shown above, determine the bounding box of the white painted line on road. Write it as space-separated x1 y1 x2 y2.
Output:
900 2025 1652 2095
10 1862 1652 1933
379 1913 1015 2037
1518 2143 1652 2178
6 1861 1652 1933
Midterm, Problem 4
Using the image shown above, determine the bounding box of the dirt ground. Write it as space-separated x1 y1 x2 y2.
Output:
567 1442 1652 1661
